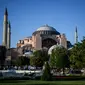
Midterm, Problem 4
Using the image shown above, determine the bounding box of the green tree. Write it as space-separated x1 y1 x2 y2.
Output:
70 39 85 69
0 46 6 68
30 49 49 67
33 49 49 61
50 46 69 74
41 61 52 81
14 56 30 66
30 56 43 67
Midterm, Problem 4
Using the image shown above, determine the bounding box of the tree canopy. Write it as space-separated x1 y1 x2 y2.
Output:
0 46 6 66
50 46 69 69
70 39 85 69
30 49 49 67
13 56 30 66
30 56 43 67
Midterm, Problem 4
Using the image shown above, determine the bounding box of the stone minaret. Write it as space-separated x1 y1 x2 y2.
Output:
7 21 11 49
2 8 8 47
75 26 78 43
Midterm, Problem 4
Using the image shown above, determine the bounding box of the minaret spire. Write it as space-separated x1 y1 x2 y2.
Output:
75 26 78 44
5 8 8 15
2 8 8 47
7 21 11 49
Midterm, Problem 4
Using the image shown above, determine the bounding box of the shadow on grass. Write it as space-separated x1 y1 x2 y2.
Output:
0 80 26 83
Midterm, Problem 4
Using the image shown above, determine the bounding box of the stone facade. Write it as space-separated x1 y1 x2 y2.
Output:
17 25 67 50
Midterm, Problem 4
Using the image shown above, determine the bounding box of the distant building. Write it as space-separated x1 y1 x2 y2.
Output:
17 24 67 51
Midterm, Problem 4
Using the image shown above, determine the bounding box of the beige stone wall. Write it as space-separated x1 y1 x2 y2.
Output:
60 34 67 48
23 39 29 44
56 35 61 45
24 38 32 45
34 33 42 50
17 37 33 47
17 33 67 50
32 35 35 48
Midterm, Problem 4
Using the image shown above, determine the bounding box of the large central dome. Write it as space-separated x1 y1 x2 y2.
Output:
36 24 56 31
32 24 60 35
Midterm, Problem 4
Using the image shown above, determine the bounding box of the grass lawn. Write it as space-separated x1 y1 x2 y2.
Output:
0 80 85 85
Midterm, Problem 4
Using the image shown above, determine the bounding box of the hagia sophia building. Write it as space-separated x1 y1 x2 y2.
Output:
1 8 78 64
17 24 67 49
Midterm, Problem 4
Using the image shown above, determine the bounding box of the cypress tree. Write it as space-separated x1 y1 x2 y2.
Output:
41 61 52 81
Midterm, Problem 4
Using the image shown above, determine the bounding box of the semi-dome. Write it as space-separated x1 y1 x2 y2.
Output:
36 24 56 31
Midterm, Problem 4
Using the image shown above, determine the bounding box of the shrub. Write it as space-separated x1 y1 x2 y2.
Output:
41 62 52 81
